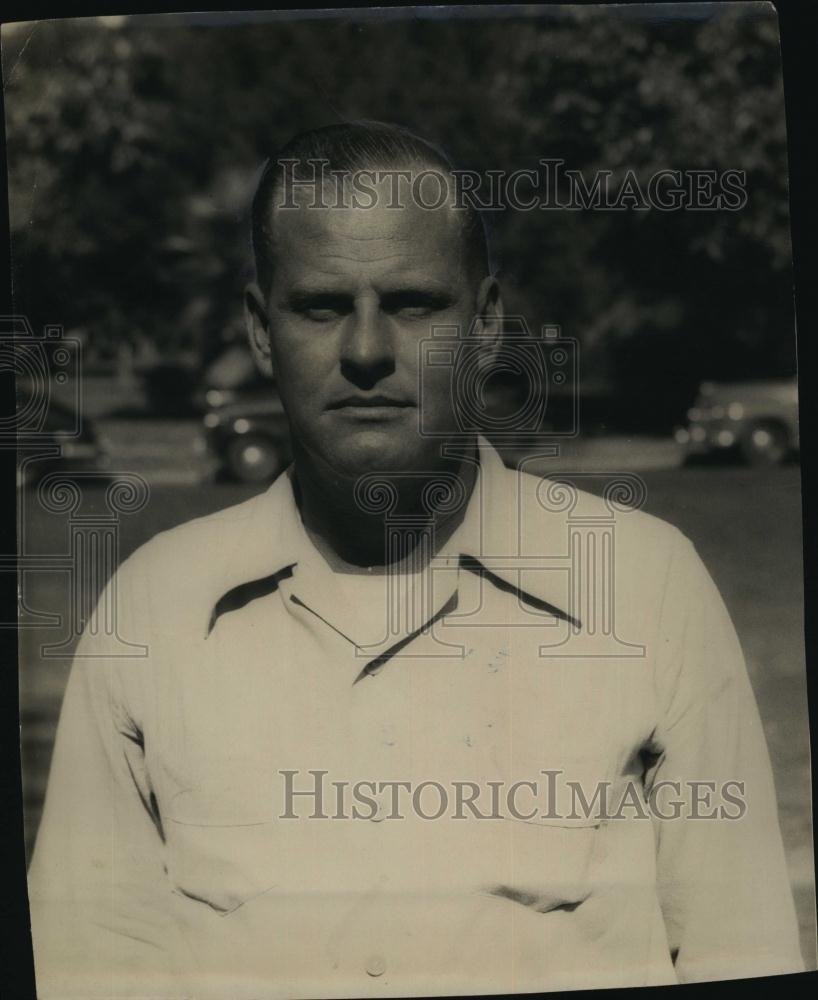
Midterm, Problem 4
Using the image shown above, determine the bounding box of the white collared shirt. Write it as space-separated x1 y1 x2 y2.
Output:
27 440 804 997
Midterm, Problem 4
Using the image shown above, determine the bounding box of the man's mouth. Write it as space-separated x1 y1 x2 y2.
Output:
327 394 415 417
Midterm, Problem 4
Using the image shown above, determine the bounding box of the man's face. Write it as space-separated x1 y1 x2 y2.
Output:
248 177 497 480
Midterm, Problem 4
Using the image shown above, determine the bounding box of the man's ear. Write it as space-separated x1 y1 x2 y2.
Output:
244 282 274 377
472 276 504 357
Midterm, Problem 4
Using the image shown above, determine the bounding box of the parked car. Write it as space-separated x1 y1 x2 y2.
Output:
675 378 799 466
201 388 292 483
191 342 268 414
17 399 110 487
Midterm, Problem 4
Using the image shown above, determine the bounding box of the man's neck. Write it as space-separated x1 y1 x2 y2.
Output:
292 444 478 574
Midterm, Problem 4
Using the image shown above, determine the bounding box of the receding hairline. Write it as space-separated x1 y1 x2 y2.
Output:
252 141 492 293
269 164 476 254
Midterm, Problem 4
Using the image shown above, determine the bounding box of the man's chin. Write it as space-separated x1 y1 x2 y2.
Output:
332 449 422 479
320 433 433 480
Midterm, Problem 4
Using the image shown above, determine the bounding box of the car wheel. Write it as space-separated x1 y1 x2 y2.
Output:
225 434 284 483
739 420 789 466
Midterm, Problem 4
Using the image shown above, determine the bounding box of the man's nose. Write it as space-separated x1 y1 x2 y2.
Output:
340 304 396 387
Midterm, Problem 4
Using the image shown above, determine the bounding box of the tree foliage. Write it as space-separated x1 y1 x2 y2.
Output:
2 5 794 426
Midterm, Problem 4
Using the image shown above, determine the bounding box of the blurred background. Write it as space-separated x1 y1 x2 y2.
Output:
4 3 813 968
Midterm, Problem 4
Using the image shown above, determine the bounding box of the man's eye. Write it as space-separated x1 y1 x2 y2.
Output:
290 297 350 322
304 308 340 322
384 294 451 318
396 305 434 319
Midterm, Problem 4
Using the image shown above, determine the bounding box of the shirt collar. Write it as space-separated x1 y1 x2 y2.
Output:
438 439 580 628
206 436 578 638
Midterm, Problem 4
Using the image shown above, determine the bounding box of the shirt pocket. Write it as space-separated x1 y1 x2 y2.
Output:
484 814 606 913
163 770 280 915
480 752 614 913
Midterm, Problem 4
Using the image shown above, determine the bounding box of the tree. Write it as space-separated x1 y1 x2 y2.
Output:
3 6 794 426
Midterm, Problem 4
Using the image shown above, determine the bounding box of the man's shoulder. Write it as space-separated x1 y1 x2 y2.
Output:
508 464 705 626
131 489 269 572
511 463 690 564
114 486 280 628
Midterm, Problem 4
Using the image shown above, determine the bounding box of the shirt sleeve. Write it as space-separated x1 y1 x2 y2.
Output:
645 533 804 982
26 549 188 998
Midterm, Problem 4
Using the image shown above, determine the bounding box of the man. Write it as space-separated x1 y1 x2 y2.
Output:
28 121 804 997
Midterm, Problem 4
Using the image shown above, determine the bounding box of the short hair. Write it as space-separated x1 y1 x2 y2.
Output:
251 120 493 295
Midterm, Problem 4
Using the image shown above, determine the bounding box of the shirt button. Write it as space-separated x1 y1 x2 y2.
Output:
365 955 386 977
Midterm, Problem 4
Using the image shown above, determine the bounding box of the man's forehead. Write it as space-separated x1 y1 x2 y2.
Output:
270 172 467 260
